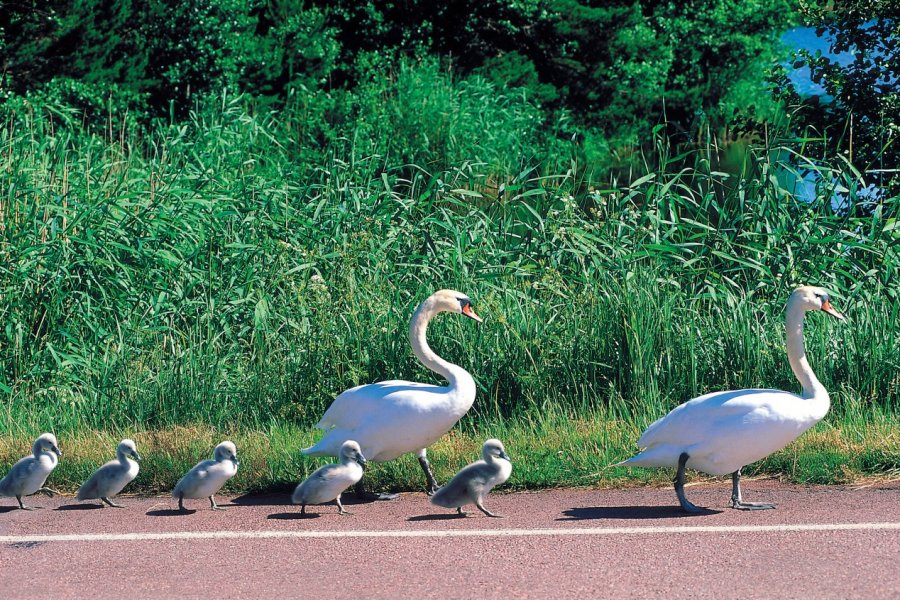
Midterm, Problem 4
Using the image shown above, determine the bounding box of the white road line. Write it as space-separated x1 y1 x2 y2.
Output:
2 522 899 544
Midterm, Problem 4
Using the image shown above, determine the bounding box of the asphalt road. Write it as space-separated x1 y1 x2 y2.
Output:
1 480 898 599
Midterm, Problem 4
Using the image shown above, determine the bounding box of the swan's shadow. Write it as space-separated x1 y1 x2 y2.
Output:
230 492 292 507
146 508 196 517
56 503 103 511
407 513 466 522
0 506 21 514
558 505 722 520
268 511 321 520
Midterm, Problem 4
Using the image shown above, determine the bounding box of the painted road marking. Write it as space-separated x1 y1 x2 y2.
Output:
2 522 899 544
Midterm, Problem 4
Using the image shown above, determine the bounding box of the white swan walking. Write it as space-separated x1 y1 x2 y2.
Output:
302 290 482 496
431 438 512 517
172 441 239 511
292 440 366 515
617 286 845 512
76 439 141 507
0 433 62 510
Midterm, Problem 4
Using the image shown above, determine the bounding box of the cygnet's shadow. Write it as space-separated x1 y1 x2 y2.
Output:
0 506 22 514
558 505 722 521
407 513 466 522
56 503 103 511
146 508 196 517
268 511 321 520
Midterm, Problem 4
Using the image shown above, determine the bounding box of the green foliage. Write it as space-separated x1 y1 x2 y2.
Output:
0 83 897 440
770 0 899 197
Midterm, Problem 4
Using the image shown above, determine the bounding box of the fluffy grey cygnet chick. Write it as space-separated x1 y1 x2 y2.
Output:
76 439 141 507
172 441 239 511
293 440 366 515
431 438 512 517
0 433 62 510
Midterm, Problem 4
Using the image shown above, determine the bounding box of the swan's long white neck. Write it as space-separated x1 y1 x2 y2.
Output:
785 299 828 403
409 300 476 404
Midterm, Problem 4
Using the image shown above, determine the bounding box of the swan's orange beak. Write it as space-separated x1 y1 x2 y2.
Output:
821 300 845 321
462 304 483 322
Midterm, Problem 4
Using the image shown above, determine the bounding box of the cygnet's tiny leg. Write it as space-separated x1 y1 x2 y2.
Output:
16 495 35 511
336 495 353 516
730 469 777 510
101 497 125 508
300 504 307 515
177 493 187 512
475 500 502 518
37 487 58 497
209 496 226 511
675 452 703 513
456 507 468 517
417 455 440 496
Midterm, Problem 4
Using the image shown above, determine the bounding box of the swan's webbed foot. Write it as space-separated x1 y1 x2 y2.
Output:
354 479 399 501
37 487 58 497
675 452 705 513
210 496 226 511
730 469 776 511
457 507 468 517
101 497 125 508
16 496 35 511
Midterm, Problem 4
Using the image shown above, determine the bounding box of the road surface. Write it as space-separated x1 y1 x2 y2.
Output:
1 480 898 598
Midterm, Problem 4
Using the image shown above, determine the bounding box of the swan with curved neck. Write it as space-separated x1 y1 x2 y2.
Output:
302 290 482 496
617 286 845 512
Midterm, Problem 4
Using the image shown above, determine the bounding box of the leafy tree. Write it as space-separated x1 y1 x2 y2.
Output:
771 0 899 197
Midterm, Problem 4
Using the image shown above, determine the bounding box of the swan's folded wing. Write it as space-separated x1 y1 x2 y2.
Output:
315 380 441 430
637 389 793 448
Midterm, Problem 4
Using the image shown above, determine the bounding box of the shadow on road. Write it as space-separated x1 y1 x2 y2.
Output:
558 505 722 520
230 493 292 507
0 506 21 514
268 511 320 520
146 508 196 517
407 513 466 522
56 503 103 511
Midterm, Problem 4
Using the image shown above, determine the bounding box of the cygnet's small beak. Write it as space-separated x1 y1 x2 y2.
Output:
462 304 483 323
132 451 142 462
52 446 62 457
356 454 368 467
232 456 240 466
499 451 511 462
821 300 846 321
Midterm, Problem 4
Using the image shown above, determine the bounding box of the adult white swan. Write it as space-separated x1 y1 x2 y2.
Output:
617 286 845 512
302 289 482 496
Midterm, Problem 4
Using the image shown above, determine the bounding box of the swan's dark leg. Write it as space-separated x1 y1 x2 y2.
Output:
675 452 703 513
37 487 58 497
177 493 187 512
210 495 226 511
16 495 35 511
730 468 777 510
417 452 439 495
101 496 125 508
457 507 468 517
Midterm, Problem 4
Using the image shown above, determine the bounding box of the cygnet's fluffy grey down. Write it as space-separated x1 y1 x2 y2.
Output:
76 439 141 508
0 433 62 510
431 438 512 517
172 441 239 511
292 440 366 515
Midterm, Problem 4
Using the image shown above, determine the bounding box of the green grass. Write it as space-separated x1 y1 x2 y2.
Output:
0 61 898 492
